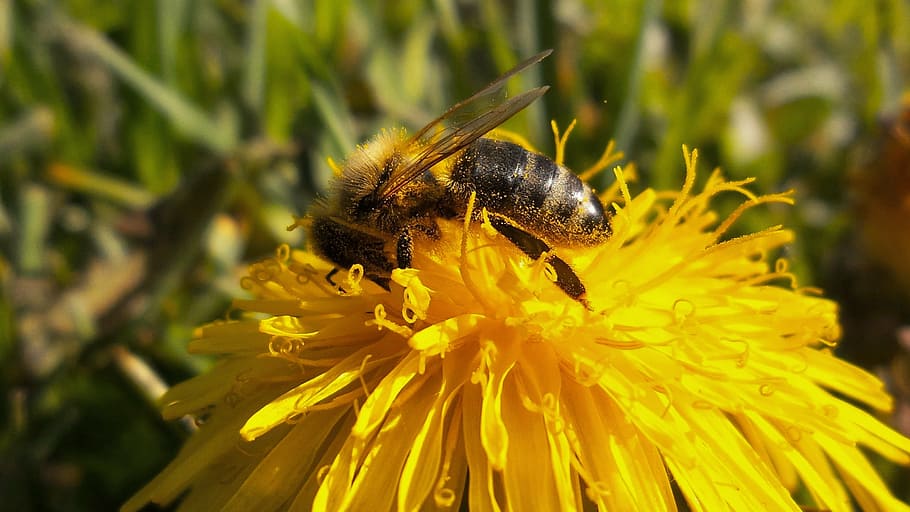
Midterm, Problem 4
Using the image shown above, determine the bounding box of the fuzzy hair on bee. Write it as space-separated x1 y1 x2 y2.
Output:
322 128 447 234
307 49 612 306
333 129 406 202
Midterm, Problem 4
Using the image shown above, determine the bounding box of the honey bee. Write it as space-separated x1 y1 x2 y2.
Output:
308 50 611 305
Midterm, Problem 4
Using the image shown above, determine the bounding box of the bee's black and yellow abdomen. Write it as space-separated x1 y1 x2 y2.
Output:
448 138 612 247
307 51 608 306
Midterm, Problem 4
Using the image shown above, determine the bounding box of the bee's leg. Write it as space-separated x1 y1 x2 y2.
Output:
323 267 352 295
396 228 413 269
487 213 590 308
396 221 441 270
325 267 341 286
312 216 395 292
542 255 589 308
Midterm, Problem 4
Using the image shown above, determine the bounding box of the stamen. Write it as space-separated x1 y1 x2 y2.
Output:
433 400 464 507
672 299 696 327
365 304 413 338
392 269 431 323
613 166 633 208
550 119 577 166
711 192 795 242
326 156 342 177
275 244 291 262
580 139 624 182
346 264 365 295
721 338 751 368
479 208 498 239
459 191 496 313
676 145 699 208
267 335 303 356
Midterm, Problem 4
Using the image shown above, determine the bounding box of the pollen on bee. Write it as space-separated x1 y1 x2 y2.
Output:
341 128 410 190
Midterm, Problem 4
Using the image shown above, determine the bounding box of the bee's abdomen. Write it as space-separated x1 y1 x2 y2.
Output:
449 138 611 246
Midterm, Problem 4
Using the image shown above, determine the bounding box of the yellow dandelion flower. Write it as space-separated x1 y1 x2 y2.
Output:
125 133 910 512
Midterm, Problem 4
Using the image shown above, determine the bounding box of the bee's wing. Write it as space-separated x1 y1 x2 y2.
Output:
379 49 552 200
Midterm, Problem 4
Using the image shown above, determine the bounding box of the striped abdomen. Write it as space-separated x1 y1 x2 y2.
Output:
447 138 611 246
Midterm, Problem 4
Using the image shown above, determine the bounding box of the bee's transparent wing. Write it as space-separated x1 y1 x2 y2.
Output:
379 50 551 200
410 49 552 143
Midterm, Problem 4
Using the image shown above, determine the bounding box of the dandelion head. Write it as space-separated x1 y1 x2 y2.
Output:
125 130 910 512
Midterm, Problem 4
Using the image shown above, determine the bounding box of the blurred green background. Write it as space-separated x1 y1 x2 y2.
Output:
2 0 910 510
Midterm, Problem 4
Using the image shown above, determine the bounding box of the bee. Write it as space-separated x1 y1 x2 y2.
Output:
308 49 611 305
